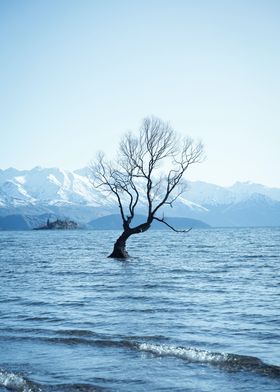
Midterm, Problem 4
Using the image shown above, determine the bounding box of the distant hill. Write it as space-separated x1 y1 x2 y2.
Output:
0 214 30 230
87 214 210 230
0 213 71 231
0 213 209 231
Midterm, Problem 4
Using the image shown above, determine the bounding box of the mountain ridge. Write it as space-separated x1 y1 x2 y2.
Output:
0 166 280 228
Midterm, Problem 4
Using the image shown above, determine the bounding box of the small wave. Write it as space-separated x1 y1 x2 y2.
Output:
138 343 225 363
243 254 265 258
56 329 99 337
44 337 136 351
0 370 105 392
138 343 280 378
0 369 40 392
21 316 64 324
22 317 54 322
45 383 106 391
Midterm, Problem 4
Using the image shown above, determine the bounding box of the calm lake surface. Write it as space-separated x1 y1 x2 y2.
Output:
0 228 279 392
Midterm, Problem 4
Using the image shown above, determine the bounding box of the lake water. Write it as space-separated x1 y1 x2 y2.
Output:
0 228 279 392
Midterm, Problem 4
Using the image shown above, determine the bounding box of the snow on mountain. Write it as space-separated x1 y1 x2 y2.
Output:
228 181 280 202
0 180 36 206
185 181 235 205
185 180 280 205
177 196 209 212
0 167 111 208
1 167 280 208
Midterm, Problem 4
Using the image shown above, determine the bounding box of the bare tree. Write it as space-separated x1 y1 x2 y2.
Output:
90 116 204 258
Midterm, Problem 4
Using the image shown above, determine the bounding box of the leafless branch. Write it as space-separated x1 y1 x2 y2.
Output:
89 116 204 234
153 216 192 233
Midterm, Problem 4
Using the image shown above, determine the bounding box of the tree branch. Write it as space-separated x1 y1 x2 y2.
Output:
89 116 204 238
153 216 192 233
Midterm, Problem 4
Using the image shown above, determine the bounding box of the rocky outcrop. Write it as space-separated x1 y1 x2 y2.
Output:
34 218 78 230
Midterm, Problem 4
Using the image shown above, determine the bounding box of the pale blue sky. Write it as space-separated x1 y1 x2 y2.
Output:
1 0 279 186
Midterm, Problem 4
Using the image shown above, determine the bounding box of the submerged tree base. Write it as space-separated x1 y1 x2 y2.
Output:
108 249 129 259
108 240 129 259
108 229 132 259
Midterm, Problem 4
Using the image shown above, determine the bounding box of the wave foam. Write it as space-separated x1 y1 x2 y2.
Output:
138 343 280 377
0 369 40 392
138 343 226 363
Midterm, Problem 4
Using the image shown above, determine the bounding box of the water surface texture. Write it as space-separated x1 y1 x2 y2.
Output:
0 228 279 391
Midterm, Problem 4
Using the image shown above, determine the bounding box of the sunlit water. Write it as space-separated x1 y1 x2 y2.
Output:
0 228 279 391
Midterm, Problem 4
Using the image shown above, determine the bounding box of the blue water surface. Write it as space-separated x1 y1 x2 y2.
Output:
0 228 279 391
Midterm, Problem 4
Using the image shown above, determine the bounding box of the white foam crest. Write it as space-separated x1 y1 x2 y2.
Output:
138 343 228 364
0 369 40 392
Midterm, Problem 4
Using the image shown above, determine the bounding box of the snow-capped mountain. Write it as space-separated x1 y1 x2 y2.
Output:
0 167 117 224
0 166 280 227
0 167 121 212
0 167 103 207
185 180 280 205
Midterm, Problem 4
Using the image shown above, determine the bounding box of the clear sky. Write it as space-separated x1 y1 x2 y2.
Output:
1 0 279 187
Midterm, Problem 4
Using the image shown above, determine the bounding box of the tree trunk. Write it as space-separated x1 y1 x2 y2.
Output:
108 221 152 259
108 230 131 258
